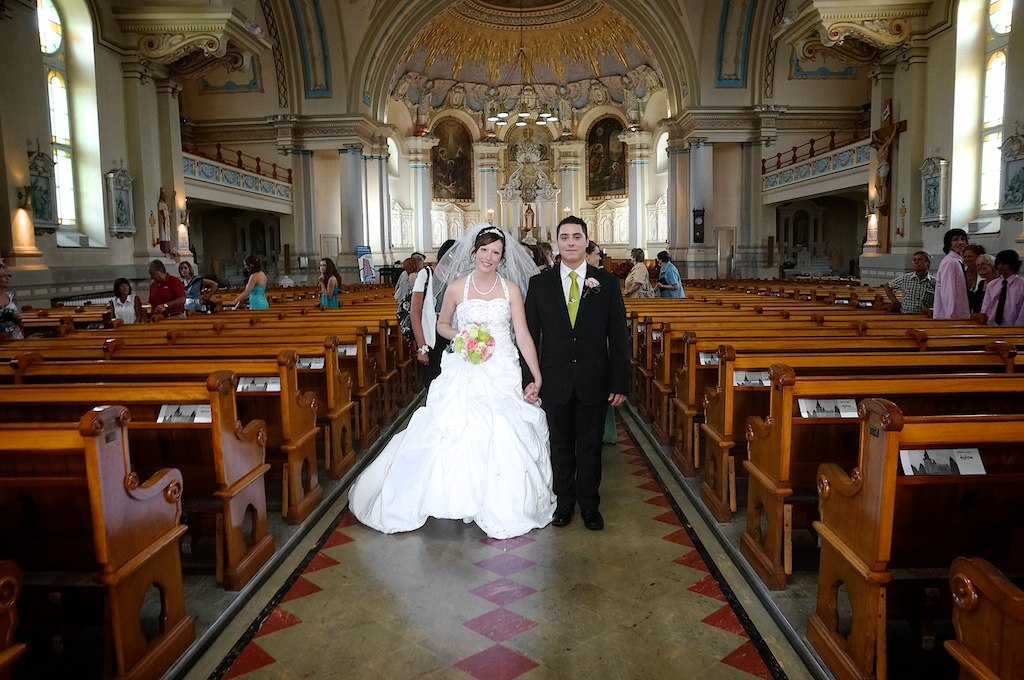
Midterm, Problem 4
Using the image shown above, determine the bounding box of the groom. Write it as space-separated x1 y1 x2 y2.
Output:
525 216 630 530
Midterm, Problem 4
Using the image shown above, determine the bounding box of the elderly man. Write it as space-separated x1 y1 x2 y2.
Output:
883 250 935 313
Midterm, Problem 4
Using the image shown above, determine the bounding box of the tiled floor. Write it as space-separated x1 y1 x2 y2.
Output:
197 418 810 680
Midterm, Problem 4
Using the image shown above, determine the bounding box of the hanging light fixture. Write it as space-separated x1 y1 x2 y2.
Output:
485 0 557 130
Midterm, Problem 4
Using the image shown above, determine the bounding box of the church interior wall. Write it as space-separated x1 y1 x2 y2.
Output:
311 148 343 261
712 142 742 233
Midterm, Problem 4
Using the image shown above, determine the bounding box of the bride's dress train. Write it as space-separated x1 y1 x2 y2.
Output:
349 278 556 539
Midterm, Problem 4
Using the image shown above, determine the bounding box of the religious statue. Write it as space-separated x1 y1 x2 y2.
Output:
417 79 434 132
156 187 172 255
622 73 641 129
870 100 906 214
557 85 573 137
523 204 536 232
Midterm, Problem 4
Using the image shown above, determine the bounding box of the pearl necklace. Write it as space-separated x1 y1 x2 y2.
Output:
471 273 499 296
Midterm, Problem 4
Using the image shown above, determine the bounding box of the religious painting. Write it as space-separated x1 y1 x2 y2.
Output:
104 163 135 238
586 117 627 200
431 117 473 202
919 157 949 228
1000 130 1024 220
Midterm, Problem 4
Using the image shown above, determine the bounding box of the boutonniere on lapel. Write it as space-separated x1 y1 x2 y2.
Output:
581 277 601 299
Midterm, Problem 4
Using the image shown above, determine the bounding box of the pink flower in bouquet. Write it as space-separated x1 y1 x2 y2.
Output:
466 339 478 350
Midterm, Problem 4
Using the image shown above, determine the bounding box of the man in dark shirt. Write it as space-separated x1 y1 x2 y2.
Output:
148 259 187 318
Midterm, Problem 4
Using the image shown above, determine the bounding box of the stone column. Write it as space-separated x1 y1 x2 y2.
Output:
474 140 501 227
736 140 764 277
121 60 166 262
289 150 316 260
553 139 585 223
406 135 439 250
620 130 653 248
363 139 391 265
338 144 367 270
687 139 714 277
892 47 929 252
665 133 689 252
155 78 190 260
864 64 895 253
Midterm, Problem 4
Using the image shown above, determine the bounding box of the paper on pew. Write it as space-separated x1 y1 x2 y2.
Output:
652 330 662 340
236 376 281 392
297 356 325 370
899 448 985 476
734 370 770 386
798 398 858 418
158 404 212 423
339 344 358 356
699 351 719 366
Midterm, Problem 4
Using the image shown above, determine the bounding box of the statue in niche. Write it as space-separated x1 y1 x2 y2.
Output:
557 84 573 136
622 73 641 129
157 187 172 255
417 79 434 131
523 204 535 231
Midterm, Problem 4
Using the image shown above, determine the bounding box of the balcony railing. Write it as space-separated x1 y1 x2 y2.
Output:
182 139 292 183
762 126 871 175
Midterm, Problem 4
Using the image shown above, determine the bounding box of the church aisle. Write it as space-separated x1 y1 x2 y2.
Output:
197 418 807 680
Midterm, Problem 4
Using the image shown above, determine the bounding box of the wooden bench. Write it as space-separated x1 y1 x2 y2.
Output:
7 352 322 525
700 342 1017 522
0 561 26 680
945 556 1024 680
741 367 1024 589
0 374 274 590
809 400 1024 680
0 406 195 680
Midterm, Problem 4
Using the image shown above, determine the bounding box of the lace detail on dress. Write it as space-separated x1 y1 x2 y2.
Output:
455 277 516 360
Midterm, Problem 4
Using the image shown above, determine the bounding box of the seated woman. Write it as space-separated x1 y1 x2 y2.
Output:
110 277 143 324
318 257 341 309
228 255 269 310
178 261 218 314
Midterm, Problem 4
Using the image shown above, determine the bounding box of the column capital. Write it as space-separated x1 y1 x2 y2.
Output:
618 130 654 148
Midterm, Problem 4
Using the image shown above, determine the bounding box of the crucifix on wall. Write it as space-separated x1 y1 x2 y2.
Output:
871 99 907 249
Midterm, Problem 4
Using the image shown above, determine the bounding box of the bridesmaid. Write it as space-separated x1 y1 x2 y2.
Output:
318 257 341 309
229 254 269 310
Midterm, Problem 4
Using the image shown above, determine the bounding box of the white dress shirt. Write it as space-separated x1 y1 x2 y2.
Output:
559 260 590 305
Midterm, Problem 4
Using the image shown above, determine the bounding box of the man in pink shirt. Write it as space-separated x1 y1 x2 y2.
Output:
981 249 1024 326
932 228 970 319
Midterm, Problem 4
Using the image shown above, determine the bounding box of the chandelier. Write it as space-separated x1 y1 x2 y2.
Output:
486 1 559 129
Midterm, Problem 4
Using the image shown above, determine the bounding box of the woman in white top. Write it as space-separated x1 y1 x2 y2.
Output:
110 277 144 324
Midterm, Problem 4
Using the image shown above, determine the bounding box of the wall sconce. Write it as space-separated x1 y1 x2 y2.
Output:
17 186 32 212
486 208 494 225
563 206 571 216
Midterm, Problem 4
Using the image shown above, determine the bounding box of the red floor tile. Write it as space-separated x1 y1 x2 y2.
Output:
463 608 538 642
661 529 694 547
321 531 354 549
720 641 772 679
702 604 748 637
280 576 323 603
644 495 670 508
687 574 727 601
337 512 359 528
303 551 340 574
475 553 536 576
470 578 537 606
479 535 535 550
673 550 710 572
652 510 682 525
455 644 540 680
631 468 654 478
254 608 302 638
224 643 276 679
637 480 662 492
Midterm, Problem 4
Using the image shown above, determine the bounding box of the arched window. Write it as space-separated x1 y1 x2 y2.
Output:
38 0 77 229
980 0 1012 212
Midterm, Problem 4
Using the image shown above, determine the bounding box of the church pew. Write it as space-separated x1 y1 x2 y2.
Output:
670 333 1021 477
808 400 1024 680
944 556 1024 680
741 367 1024 590
7 351 322 525
0 375 274 590
0 406 195 680
0 561 26 680
700 344 1019 523
9 340 356 477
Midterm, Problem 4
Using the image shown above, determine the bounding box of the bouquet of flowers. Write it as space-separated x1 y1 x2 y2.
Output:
452 323 495 364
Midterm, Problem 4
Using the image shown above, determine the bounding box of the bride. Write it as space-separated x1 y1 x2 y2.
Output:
349 225 556 539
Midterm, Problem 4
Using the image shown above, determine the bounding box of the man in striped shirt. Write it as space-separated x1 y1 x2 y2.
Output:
883 251 935 313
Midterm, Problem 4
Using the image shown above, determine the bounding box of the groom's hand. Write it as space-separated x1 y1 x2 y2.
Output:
608 393 626 407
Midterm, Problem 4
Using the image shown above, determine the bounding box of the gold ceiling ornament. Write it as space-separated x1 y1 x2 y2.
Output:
407 4 643 85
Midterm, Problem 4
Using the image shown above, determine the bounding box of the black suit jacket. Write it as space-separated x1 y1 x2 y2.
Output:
524 265 630 406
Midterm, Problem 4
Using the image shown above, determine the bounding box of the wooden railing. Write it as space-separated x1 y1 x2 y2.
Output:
182 139 292 183
762 126 871 174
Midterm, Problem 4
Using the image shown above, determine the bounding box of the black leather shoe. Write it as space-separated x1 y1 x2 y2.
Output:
582 511 604 531
552 509 573 527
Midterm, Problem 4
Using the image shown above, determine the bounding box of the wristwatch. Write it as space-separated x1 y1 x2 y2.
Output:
417 345 429 355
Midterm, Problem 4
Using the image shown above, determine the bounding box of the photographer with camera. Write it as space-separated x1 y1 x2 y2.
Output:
0 261 23 340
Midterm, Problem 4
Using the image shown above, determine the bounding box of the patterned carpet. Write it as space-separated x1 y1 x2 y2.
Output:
210 418 787 679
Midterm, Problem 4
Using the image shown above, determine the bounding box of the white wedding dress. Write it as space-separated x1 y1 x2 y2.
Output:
349 277 556 539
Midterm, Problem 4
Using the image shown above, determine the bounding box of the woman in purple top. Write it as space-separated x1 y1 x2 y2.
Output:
981 250 1024 326
932 228 970 319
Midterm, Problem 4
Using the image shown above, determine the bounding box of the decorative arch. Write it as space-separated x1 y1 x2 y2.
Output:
354 0 698 123
576 104 628 140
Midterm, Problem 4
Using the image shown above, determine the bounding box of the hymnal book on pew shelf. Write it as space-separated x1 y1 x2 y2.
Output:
236 376 282 392
798 398 858 418
157 404 212 423
734 370 770 386
297 356 325 370
899 448 986 476
699 351 719 366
